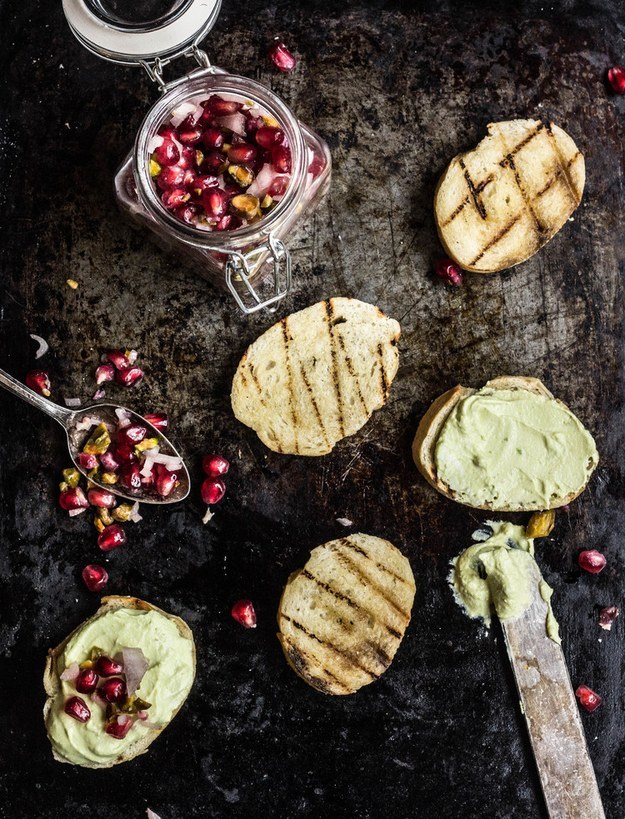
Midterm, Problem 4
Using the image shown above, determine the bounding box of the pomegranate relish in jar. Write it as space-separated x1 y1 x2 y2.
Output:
149 94 296 232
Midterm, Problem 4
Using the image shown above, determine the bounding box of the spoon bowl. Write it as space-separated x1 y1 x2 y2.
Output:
0 368 190 505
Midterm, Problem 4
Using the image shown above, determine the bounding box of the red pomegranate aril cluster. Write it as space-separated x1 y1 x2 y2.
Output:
435 257 463 287
607 65 625 94
149 94 292 230
231 599 257 628
268 40 297 72
575 685 602 712
26 369 51 397
201 453 230 520
578 549 606 574
82 564 109 592
65 696 91 723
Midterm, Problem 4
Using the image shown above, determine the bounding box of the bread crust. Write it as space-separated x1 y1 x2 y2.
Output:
43 596 196 768
412 376 595 512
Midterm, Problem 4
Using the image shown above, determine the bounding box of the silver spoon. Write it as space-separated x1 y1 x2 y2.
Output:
0 367 190 504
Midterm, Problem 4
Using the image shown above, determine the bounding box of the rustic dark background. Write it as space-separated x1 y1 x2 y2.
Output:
1 0 624 817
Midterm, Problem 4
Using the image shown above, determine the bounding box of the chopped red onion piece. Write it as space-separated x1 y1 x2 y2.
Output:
75 415 100 432
336 517 353 527
147 809 163 819
202 506 214 524
129 501 143 523
60 662 80 681
29 333 49 359
119 646 149 696
247 163 285 198
151 453 183 470
115 407 132 428
147 134 164 153
170 101 202 127
68 508 86 517
215 112 247 136
126 349 139 365
93 388 106 400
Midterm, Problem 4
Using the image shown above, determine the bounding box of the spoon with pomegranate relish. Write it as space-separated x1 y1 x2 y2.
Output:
0 367 190 504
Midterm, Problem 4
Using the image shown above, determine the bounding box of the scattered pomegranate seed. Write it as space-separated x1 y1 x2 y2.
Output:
153 138 180 167
95 363 115 386
202 454 230 477
105 714 133 739
268 40 297 72
87 488 116 508
95 655 123 677
202 127 225 149
178 126 202 145
59 486 89 511
79 452 98 470
75 668 99 694
99 677 127 703
155 466 178 498
575 685 602 712
201 477 226 505
82 564 109 592
204 188 229 218
231 599 257 628
105 350 131 371
64 696 91 722
116 366 144 387
255 127 284 149
98 524 127 551
607 65 625 94
578 549 606 574
116 444 138 464
434 257 463 287
99 450 120 472
26 369 51 397
228 143 258 165
144 412 168 432
118 424 147 445
119 463 142 491
599 606 619 630
157 165 186 190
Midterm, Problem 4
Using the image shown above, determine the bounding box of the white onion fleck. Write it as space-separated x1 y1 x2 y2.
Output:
202 506 214 524
115 407 132 428
147 134 164 153
29 333 49 359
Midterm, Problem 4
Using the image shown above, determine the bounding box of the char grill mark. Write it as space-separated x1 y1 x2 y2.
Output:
280 317 299 454
459 157 487 220
298 362 331 451
340 537 414 587
324 300 346 438
468 212 523 267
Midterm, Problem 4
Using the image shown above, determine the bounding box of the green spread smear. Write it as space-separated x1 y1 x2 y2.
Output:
449 521 561 644
47 607 194 766
434 387 598 510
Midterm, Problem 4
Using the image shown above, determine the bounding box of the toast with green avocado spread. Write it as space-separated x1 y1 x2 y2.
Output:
43 596 195 768
412 376 598 511
434 119 584 273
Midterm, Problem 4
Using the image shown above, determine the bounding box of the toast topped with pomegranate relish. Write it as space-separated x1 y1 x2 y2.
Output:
435 119 584 272
231 298 400 456
412 376 598 512
43 596 195 768
277 534 416 695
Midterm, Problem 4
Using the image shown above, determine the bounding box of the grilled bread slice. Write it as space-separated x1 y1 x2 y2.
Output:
277 534 416 695
43 596 196 768
435 119 584 272
231 298 400 456
412 376 598 512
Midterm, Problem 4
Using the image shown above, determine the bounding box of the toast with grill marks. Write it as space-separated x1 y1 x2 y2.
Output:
277 534 416 695
231 298 400 456
412 376 597 511
435 120 584 273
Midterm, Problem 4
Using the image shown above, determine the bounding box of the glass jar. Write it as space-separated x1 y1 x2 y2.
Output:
62 0 331 314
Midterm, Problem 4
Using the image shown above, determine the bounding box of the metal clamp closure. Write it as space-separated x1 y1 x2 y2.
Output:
140 44 211 92
220 234 292 315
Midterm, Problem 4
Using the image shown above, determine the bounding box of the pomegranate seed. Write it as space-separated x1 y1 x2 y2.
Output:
156 166 185 190
201 477 226 505
119 463 141 491
162 188 190 209
64 696 91 722
106 715 133 739
244 111 264 132
434 257 463 287
175 204 198 224
116 366 144 388
82 563 109 592
99 450 120 472
59 486 89 511
607 65 625 94
155 467 178 498
118 424 147 445
26 369 51 397
202 127 225 149
308 154 325 178
216 214 242 231
204 188 229 218
75 668 99 694
178 127 202 145
144 412 168 432
255 127 284 149
575 685 602 712
228 143 257 165
203 150 228 173
105 350 130 371
95 655 123 677
192 174 219 194
231 599 257 628
202 454 230 477
95 363 115 385
153 139 180 167
178 146 197 170
271 144 291 173
268 41 297 72
599 606 619 630
99 677 126 703
98 524 127 551
268 177 288 197
87 488 116 508
115 443 137 464
79 452 98 470
578 549 606 574
204 96 242 117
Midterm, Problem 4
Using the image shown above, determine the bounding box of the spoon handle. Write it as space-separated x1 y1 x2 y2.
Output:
0 367 72 426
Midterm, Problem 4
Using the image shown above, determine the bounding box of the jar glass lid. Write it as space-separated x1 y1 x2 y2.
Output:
62 0 222 65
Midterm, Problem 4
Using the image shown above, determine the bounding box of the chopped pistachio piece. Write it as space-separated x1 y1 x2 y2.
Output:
135 437 158 453
111 503 134 522
94 516 105 533
101 472 118 485
262 114 280 128
66 278 79 289
526 509 556 539
228 165 255 188
83 422 111 455
149 158 161 177
231 193 261 218
63 467 80 488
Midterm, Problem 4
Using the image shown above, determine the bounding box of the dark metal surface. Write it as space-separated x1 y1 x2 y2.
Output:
1 1 624 817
